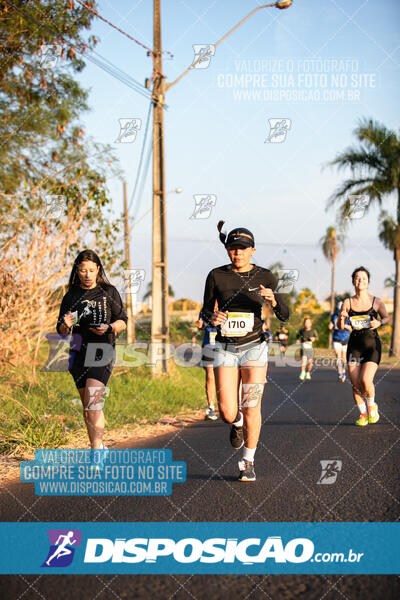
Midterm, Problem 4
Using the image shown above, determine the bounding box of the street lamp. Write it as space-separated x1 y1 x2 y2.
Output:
276 0 293 8
166 2 293 91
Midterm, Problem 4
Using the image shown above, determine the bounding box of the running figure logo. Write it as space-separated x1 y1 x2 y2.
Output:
191 44 215 69
242 383 263 408
276 269 299 294
123 269 146 295
40 43 63 69
44 194 65 220
42 529 82 567
115 118 142 143
317 460 342 485
85 385 110 411
346 195 369 220
264 118 292 143
42 333 82 372
189 194 217 219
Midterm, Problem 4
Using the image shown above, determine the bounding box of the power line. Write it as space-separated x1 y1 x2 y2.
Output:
128 100 153 213
134 142 153 218
130 144 153 229
74 0 153 54
87 51 151 100
75 0 173 67
3 0 152 101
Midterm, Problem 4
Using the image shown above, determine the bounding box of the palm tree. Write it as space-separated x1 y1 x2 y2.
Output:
143 282 175 302
320 227 342 348
328 118 400 356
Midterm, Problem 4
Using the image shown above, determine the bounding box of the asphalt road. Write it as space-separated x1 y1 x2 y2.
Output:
1 365 399 599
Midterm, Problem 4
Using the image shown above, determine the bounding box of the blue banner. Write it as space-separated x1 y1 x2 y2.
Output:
0 522 398 574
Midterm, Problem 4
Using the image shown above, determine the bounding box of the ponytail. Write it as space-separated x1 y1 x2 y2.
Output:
217 220 226 246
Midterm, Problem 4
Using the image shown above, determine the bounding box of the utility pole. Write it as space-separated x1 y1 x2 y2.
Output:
123 181 135 343
149 0 293 376
151 0 169 375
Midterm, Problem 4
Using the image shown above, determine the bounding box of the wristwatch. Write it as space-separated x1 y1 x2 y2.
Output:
107 323 113 334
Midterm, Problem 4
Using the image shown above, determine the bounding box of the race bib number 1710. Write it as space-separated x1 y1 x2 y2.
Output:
220 312 254 337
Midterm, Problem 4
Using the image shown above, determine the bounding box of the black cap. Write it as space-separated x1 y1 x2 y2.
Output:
225 227 255 248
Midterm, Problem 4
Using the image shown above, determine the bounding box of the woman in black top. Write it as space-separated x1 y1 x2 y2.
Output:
202 222 289 482
339 267 389 427
57 250 127 450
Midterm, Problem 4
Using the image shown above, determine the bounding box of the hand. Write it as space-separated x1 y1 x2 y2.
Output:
369 318 381 330
89 323 112 336
63 311 75 329
259 285 277 307
211 311 228 326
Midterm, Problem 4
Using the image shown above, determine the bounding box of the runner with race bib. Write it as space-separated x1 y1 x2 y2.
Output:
338 267 389 426
296 316 318 380
275 323 289 354
201 222 289 482
196 306 218 421
329 301 351 382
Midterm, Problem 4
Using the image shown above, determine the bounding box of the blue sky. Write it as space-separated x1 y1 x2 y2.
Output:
74 0 400 302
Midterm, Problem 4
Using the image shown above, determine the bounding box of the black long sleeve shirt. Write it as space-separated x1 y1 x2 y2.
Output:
56 284 127 354
202 264 289 346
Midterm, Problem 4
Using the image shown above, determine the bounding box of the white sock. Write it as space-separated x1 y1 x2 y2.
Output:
209 405 215 410
233 412 243 427
357 402 367 415
365 396 375 407
242 446 256 463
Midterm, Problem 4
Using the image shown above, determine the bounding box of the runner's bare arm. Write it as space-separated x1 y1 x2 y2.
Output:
338 298 350 329
376 298 390 327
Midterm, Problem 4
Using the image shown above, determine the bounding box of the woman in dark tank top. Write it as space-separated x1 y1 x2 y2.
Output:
338 267 389 427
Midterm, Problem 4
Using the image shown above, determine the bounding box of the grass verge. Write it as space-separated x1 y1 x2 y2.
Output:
0 359 206 458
